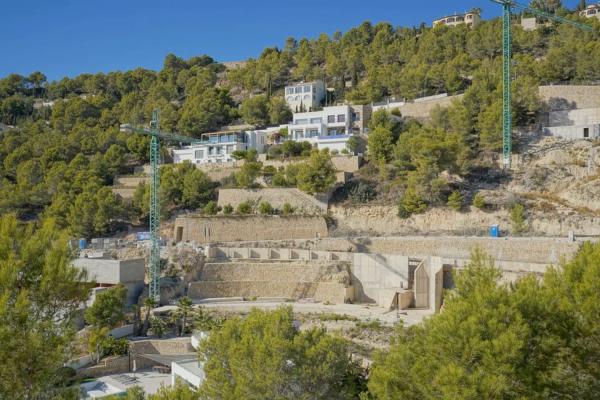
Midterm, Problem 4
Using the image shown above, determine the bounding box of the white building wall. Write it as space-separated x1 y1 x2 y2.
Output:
285 81 326 112
544 124 600 140
171 362 204 388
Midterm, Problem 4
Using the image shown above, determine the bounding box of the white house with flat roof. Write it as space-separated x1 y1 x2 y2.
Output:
172 130 268 165
286 105 356 152
171 358 205 388
285 81 326 112
580 3 600 20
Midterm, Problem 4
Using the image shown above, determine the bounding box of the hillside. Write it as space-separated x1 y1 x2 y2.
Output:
0 8 599 238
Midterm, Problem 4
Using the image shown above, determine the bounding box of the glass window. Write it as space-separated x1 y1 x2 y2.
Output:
194 150 204 159
295 87 302 94
337 114 346 123
310 117 322 124
304 85 311 93
208 146 214 155
327 115 335 123
295 119 308 124
309 129 319 137
216 146 222 155
286 88 294 94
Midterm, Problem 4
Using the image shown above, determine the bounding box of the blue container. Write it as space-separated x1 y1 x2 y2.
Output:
489 225 500 238
78 238 87 250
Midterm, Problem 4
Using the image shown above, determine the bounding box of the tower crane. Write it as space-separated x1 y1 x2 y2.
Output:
121 109 202 302
490 0 593 168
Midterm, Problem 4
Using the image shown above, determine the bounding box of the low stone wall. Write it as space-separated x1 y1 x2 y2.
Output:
77 355 129 378
217 188 329 214
174 215 329 244
397 94 464 120
112 187 137 199
129 338 195 355
261 156 361 173
114 176 149 187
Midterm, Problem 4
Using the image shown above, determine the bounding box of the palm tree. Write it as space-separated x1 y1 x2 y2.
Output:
142 297 157 336
175 297 193 336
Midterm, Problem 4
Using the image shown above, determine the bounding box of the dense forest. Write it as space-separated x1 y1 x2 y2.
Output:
0 1 599 236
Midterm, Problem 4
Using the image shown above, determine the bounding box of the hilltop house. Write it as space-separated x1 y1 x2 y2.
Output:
580 3 600 20
433 9 481 28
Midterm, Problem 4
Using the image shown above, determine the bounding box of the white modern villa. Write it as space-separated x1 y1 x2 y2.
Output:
285 105 357 152
285 81 326 112
172 130 269 164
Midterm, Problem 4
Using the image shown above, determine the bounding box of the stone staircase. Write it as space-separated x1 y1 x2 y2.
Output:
188 260 352 304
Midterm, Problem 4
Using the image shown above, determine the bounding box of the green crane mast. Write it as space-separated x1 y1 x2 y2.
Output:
122 109 202 302
490 0 593 168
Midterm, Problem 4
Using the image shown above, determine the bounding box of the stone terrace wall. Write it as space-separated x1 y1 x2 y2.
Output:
396 94 464 120
188 260 350 303
174 215 329 244
539 85 600 111
218 188 329 214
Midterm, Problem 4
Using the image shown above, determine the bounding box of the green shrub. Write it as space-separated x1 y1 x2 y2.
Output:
262 165 277 176
222 204 234 215
398 188 427 218
237 201 252 214
282 202 295 215
510 203 527 234
203 200 219 215
347 180 377 204
447 191 463 211
472 193 486 209
258 201 274 215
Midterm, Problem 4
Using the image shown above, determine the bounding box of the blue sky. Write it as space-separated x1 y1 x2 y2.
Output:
1 0 580 81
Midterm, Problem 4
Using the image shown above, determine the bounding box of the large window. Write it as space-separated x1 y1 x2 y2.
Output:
304 85 311 93
295 86 302 94
286 88 294 94
208 146 214 155
295 119 308 124
310 117 322 124
584 127 590 138
216 146 222 155
327 115 335 123
337 114 346 123
352 112 360 122
308 129 319 137
194 149 204 159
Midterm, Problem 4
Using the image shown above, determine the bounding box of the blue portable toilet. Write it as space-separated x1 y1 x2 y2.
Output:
78 238 87 250
489 224 500 238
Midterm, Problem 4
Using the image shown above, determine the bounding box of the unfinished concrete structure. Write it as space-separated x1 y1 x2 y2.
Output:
173 215 329 244
192 246 447 312
544 107 600 140
73 258 145 306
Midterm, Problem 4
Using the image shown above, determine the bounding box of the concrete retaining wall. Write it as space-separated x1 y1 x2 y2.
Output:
351 253 410 305
173 215 329 244
540 85 600 111
189 260 351 304
217 188 329 214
